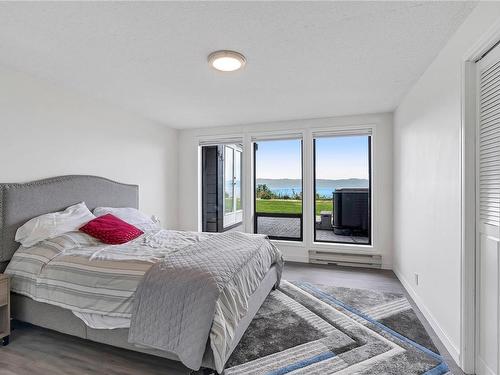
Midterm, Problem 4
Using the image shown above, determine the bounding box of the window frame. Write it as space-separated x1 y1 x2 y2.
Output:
197 123 378 253
312 135 372 245
222 145 243 229
253 139 304 242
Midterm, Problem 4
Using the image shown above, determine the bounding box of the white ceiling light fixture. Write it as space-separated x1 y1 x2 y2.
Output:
208 50 246 72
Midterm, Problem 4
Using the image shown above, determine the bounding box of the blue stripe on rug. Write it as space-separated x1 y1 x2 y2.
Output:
423 362 450 375
299 282 449 374
265 351 335 375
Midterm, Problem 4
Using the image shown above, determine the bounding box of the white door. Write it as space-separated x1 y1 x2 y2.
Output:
223 145 243 228
476 43 500 375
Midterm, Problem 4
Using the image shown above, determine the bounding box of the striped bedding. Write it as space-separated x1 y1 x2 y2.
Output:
4 230 213 317
129 232 283 372
5 229 282 371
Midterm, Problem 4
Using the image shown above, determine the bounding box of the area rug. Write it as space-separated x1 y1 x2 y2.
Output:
212 280 451 375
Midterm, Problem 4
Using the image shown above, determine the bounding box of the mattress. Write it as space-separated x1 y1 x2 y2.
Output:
6 229 283 372
5 229 214 321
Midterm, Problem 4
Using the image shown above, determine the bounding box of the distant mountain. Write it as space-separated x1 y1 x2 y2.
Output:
256 178 368 190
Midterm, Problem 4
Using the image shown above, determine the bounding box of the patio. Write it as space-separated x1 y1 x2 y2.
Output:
315 228 369 244
255 215 369 244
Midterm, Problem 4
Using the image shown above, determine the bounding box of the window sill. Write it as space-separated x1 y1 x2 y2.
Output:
270 239 305 247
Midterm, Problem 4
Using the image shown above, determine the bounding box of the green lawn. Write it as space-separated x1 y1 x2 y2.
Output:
256 199 332 216
224 197 242 212
315 200 333 215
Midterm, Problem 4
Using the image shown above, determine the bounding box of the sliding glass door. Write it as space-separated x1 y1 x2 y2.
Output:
201 144 242 232
223 145 243 228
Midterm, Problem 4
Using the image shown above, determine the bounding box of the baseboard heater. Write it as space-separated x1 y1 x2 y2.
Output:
308 250 382 269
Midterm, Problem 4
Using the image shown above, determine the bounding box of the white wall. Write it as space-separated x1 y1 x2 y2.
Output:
0 65 178 228
178 113 393 267
393 2 500 364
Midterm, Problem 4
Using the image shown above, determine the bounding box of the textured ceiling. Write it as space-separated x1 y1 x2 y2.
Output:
0 2 475 129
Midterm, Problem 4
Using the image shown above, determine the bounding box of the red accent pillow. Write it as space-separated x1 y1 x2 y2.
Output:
79 214 143 244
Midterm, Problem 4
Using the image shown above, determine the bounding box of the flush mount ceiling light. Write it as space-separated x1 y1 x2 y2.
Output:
208 50 246 72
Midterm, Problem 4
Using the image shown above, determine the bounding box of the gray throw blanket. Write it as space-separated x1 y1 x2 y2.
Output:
128 232 283 372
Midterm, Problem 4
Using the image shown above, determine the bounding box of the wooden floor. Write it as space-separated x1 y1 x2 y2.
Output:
0 263 464 375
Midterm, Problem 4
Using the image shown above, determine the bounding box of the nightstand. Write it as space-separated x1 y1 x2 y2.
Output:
0 274 10 346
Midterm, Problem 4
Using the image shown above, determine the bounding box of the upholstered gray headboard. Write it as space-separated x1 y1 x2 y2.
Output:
0 175 139 269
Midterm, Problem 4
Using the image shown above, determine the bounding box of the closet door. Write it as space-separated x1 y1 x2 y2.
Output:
477 43 500 375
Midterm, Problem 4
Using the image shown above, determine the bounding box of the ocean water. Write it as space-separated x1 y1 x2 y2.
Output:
269 187 334 198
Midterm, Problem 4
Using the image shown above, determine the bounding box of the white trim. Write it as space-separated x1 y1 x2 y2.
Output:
222 145 243 228
272 239 305 247
461 60 478 374
393 267 461 364
251 131 304 142
460 19 500 374
310 122 377 135
303 128 313 247
197 145 203 232
243 133 253 234
311 123 373 138
477 357 497 375
310 243 375 253
308 123 376 252
463 18 500 63
197 134 243 146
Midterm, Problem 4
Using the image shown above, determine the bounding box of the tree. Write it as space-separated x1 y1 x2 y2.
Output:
256 184 274 199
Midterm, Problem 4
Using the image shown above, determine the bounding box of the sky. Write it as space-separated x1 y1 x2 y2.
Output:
255 136 369 180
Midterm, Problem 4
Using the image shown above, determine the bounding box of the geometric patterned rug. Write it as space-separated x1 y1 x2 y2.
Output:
219 280 451 375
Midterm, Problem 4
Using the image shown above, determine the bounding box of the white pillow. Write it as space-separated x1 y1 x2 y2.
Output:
15 202 96 247
93 207 160 231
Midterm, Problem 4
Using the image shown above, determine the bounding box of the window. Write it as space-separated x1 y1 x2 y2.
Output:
313 135 371 244
253 139 303 241
200 128 375 249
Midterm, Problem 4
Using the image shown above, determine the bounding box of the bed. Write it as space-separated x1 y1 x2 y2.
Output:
0 175 282 374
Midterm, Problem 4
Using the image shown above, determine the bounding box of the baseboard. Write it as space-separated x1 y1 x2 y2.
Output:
393 267 461 365
283 256 393 269
477 356 496 375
